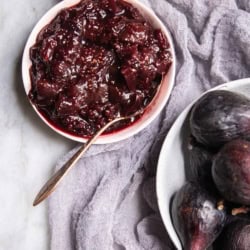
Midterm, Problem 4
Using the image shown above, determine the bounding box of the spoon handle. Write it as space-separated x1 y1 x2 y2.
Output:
33 78 162 206
33 116 127 206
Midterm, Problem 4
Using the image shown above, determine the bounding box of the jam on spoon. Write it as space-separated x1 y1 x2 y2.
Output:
29 0 172 137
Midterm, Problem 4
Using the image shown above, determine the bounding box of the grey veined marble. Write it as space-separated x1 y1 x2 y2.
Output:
0 1 74 250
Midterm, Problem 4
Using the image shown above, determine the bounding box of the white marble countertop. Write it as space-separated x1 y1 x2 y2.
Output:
0 1 75 249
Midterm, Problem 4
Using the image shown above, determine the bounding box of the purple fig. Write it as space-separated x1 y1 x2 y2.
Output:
214 219 250 250
190 90 250 148
171 182 226 250
187 136 215 185
212 139 250 205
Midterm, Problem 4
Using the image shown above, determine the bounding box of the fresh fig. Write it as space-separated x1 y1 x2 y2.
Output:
190 90 250 148
214 219 250 250
171 182 226 250
187 136 215 186
212 139 250 205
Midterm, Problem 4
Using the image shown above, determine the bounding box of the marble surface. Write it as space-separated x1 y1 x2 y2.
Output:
0 1 75 249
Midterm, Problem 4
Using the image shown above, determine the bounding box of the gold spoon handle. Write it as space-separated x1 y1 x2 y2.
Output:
33 116 128 206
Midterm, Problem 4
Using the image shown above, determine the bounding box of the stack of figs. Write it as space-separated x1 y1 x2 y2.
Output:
171 90 250 250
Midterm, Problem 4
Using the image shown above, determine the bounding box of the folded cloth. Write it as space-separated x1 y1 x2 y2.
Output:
49 0 250 249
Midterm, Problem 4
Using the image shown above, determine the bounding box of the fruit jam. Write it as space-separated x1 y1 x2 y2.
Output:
29 0 172 136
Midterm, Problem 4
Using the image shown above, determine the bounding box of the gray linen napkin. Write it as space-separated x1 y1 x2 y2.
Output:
49 0 250 249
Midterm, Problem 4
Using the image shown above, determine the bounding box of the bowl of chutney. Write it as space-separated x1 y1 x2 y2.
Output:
22 0 176 143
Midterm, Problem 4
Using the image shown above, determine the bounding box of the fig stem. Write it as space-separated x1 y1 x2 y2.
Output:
217 200 225 210
232 206 250 216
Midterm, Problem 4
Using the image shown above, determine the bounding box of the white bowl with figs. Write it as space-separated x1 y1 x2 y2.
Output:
157 78 250 250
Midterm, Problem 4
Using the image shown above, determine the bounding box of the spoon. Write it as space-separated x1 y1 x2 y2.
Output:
33 83 162 206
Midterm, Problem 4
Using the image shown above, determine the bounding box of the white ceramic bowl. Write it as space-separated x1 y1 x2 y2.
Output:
156 78 250 250
22 0 176 144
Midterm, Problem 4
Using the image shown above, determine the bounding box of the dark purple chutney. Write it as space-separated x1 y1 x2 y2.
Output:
29 0 172 137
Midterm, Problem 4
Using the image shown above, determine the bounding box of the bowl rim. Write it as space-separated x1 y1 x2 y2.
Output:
22 0 176 144
156 78 250 250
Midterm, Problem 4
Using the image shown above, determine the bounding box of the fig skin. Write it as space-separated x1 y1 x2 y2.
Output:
189 90 250 148
212 139 250 205
214 220 250 250
171 182 226 250
187 136 215 185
